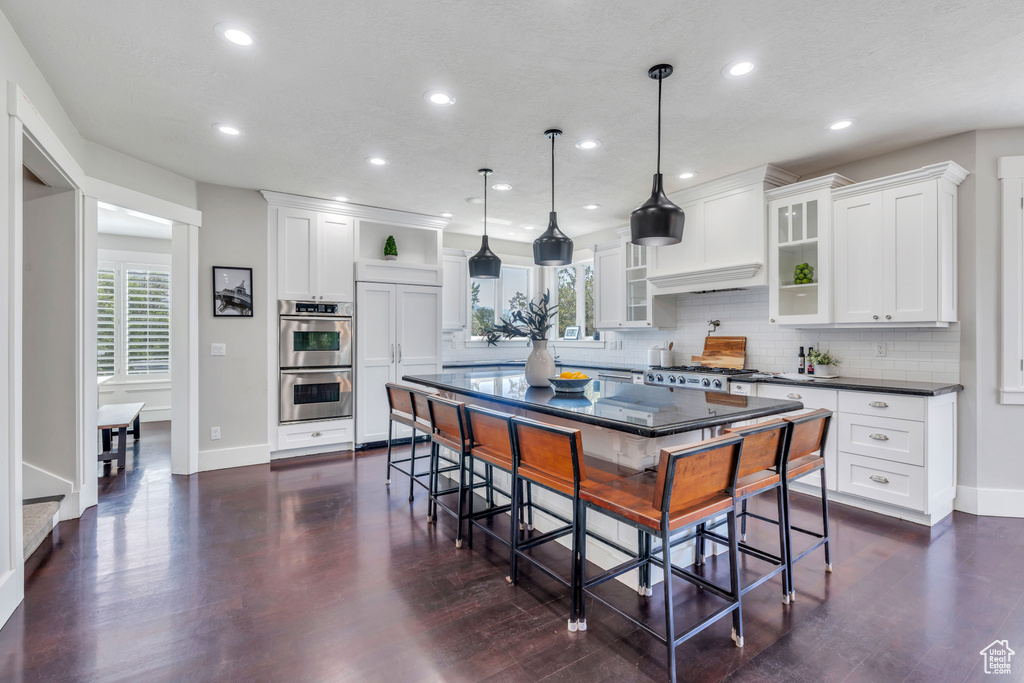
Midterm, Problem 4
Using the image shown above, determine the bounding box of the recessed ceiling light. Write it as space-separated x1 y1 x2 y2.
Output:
214 124 241 136
583 204 601 210
215 24 253 46
465 197 483 205
723 59 758 78
424 90 456 106
366 156 388 166
491 183 512 191
678 172 696 179
575 139 601 150
522 225 535 230
440 212 453 218
828 119 855 130
332 195 349 202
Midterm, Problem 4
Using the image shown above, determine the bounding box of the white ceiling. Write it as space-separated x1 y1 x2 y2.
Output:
3 0 1023 243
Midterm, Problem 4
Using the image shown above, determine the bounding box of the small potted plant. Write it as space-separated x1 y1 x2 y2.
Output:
483 290 558 387
384 235 398 261
808 348 842 378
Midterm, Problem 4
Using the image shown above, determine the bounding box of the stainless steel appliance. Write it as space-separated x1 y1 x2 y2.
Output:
279 300 354 423
643 365 757 393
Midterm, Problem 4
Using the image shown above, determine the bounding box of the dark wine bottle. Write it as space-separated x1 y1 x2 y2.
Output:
807 346 815 375
798 346 806 374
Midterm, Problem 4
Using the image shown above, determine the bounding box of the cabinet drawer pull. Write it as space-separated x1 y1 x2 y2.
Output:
885 314 891 320
869 401 889 408
869 474 890 484
787 393 802 399
869 433 889 441
311 432 322 438
872 315 878 320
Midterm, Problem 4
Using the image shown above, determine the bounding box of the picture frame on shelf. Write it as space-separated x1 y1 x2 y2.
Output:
563 325 580 340
213 266 254 317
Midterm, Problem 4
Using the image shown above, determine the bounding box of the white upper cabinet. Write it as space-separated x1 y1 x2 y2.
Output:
832 162 966 325
276 206 353 302
768 175 852 326
441 249 468 331
593 241 624 329
647 165 799 294
594 229 676 329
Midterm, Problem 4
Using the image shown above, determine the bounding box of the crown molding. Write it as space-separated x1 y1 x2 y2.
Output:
764 173 854 200
832 161 969 199
666 164 800 206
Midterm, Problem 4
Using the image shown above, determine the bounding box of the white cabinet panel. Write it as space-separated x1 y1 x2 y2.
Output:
884 182 938 322
594 242 623 329
397 285 442 371
441 253 468 331
839 413 925 467
834 194 884 323
838 391 925 422
278 209 317 301
838 452 926 511
319 214 354 302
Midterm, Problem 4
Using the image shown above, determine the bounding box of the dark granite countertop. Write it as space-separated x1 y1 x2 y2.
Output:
739 375 963 397
404 369 803 438
442 360 642 374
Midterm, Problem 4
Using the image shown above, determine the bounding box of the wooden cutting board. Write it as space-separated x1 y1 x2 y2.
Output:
691 336 746 369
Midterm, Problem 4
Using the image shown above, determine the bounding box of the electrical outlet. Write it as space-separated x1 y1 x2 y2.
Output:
211 426 221 440
874 342 886 357
211 343 226 356
450 339 457 350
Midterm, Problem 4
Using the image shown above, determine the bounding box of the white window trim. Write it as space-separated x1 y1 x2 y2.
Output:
999 156 1024 404
98 251 172 384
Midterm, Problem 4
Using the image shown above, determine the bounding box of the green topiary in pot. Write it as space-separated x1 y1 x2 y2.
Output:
384 235 398 260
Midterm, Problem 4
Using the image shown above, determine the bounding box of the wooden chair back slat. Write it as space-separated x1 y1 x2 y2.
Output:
411 390 433 427
466 406 515 465
653 434 743 516
427 395 468 452
386 383 414 420
511 417 585 490
784 409 832 460
724 419 789 477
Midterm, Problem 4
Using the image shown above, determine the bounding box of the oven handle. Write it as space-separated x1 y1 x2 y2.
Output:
280 368 351 375
280 315 352 322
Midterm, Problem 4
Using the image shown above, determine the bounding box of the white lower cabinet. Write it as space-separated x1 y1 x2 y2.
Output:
355 281 442 445
277 419 354 452
744 382 957 526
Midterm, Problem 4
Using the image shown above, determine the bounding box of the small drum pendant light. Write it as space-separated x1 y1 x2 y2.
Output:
630 64 685 246
469 168 502 279
533 129 574 266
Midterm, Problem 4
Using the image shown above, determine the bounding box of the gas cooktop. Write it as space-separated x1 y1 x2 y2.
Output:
644 366 759 392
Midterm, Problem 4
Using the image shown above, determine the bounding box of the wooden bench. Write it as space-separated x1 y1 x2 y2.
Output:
97 402 145 469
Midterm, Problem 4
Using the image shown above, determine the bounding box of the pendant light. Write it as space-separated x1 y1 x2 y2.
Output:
469 168 501 279
630 64 685 246
533 129 574 266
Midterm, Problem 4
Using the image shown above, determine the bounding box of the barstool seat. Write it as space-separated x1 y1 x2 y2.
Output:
735 470 781 497
580 471 734 532
786 453 823 478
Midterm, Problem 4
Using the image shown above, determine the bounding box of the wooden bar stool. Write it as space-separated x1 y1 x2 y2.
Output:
577 434 745 682
781 409 834 601
384 383 435 504
702 419 792 603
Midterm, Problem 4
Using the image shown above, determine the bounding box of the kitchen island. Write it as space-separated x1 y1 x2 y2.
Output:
403 369 803 580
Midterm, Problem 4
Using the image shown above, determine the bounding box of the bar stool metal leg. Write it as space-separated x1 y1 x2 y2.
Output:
454 448 467 548
821 467 833 573
727 508 744 648
571 499 585 632
776 485 791 605
408 435 417 502
661 521 677 682
385 421 393 487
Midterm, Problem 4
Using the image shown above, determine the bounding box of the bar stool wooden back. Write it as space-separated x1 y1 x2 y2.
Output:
509 416 588 631
384 384 436 504
577 433 746 682
782 408 834 601
425 394 474 547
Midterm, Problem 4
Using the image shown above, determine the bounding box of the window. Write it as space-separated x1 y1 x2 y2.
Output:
98 261 171 380
471 266 532 338
557 262 594 338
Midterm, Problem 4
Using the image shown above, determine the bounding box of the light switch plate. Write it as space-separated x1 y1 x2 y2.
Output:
211 343 226 356
874 342 886 357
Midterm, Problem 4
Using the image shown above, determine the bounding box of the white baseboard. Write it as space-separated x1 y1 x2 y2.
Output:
140 408 171 423
955 485 1024 518
199 443 270 472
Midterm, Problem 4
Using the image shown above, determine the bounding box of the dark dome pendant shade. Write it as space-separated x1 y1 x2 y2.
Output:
533 129 574 266
630 64 685 246
469 168 502 279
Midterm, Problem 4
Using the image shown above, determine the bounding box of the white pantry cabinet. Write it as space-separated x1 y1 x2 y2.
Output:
441 249 468 331
277 208 353 302
832 162 967 325
766 175 852 326
355 282 442 445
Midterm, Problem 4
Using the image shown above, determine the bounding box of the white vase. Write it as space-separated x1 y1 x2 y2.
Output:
525 339 556 388
815 364 840 378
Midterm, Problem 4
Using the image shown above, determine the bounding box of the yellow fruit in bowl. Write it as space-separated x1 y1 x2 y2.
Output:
560 371 574 379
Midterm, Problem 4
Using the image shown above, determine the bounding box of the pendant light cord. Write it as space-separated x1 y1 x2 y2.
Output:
483 172 488 237
551 134 555 213
657 73 663 175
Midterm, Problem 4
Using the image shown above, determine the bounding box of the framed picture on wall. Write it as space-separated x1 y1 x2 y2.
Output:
213 266 253 317
563 325 581 340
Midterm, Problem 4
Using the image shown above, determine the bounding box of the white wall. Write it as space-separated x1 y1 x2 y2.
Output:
195 183 269 470
96 233 171 254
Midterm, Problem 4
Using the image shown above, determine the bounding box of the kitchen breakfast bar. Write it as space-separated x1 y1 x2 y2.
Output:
401 369 805 587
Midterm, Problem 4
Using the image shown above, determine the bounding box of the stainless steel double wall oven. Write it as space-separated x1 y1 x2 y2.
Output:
279 300 354 423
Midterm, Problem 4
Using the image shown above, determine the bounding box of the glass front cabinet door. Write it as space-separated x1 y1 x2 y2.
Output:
766 174 852 326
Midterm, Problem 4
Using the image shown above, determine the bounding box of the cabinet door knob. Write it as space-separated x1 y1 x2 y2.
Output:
311 432 322 438
770 318 776 323
869 474 890 484
885 314 891 320
869 433 889 441
398 344 402 363
391 344 395 362
872 315 879 320
787 393 802 399
869 401 888 408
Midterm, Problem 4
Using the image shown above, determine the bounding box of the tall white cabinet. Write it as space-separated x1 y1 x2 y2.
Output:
356 282 442 444
278 209 354 302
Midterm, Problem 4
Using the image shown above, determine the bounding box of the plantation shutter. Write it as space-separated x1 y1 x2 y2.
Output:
125 268 171 375
97 265 117 376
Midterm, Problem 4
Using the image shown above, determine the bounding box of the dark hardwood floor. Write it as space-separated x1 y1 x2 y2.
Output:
0 424 1020 682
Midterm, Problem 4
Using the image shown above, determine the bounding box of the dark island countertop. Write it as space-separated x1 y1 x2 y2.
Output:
404 369 803 438
742 375 963 397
